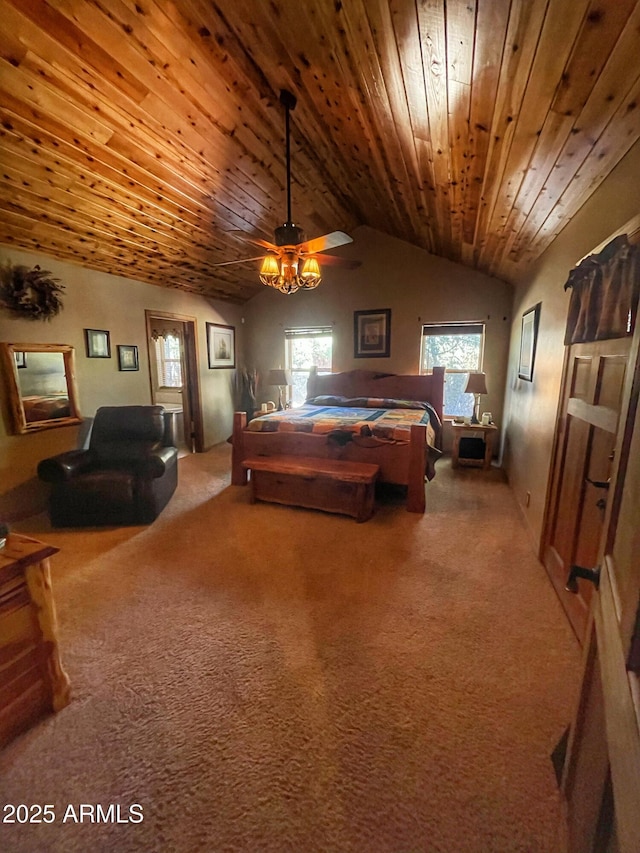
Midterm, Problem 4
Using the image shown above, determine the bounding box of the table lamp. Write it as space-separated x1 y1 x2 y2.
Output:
464 372 488 424
268 368 292 411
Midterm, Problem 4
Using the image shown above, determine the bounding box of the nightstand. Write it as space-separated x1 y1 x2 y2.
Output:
451 422 498 470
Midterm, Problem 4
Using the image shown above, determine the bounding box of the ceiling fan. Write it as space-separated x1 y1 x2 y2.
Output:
215 89 358 294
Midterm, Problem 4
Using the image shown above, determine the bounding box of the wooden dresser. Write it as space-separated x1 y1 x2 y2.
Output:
0 534 70 747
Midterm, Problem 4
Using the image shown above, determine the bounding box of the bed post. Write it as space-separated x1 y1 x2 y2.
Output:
307 365 318 400
406 423 427 513
231 412 248 485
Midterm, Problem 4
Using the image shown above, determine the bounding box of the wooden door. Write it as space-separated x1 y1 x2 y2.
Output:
561 325 640 852
542 338 630 641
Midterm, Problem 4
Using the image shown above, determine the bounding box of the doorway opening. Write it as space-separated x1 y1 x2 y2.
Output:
145 310 204 454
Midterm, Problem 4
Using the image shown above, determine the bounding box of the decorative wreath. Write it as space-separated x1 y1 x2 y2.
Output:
0 261 65 320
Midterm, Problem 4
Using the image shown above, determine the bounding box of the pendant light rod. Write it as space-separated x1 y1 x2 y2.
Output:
280 90 297 225
285 103 291 223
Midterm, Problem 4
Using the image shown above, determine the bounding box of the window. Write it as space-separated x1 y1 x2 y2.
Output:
420 323 484 417
285 327 333 407
154 333 183 388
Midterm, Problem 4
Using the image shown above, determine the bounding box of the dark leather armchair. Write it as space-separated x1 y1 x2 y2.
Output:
38 406 178 527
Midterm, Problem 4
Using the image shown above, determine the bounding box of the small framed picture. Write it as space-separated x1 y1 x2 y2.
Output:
518 303 541 381
354 309 391 358
117 344 139 372
85 328 111 358
206 322 235 369
14 351 27 369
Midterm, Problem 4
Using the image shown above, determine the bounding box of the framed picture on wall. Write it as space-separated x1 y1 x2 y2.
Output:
354 309 391 358
85 328 111 358
206 322 235 369
518 303 541 381
117 344 139 372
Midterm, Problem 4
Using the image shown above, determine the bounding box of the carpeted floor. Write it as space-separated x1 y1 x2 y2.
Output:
1 446 580 852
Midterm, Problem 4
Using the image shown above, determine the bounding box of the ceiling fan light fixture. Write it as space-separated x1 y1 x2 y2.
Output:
259 253 280 287
277 250 301 294
277 278 300 295
300 256 321 289
259 250 307 294
280 250 299 277
223 89 352 295
274 222 305 246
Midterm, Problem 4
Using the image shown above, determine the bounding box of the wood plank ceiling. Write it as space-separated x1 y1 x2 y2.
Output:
1 0 640 303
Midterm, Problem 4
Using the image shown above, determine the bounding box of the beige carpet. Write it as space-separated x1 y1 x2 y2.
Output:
1 446 580 853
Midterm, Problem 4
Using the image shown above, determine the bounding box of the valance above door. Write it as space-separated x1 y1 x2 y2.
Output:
563 234 640 345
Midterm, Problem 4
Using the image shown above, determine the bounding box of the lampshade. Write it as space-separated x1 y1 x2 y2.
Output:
300 256 321 288
259 254 280 287
259 251 322 294
464 372 488 395
268 368 292 387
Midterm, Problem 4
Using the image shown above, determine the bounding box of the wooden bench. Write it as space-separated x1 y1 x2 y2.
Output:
242 455 380 522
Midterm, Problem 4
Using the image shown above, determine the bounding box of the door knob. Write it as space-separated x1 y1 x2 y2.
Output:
565 564 601 593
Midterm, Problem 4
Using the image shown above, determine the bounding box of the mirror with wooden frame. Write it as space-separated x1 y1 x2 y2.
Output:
0 343 82 434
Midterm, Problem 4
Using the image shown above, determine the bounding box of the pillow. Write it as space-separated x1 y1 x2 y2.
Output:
306 395 350 406
360 397 429 411
307 395 430 411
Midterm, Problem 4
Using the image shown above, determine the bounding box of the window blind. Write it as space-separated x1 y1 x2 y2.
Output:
422 323 484 336
285 326 333 338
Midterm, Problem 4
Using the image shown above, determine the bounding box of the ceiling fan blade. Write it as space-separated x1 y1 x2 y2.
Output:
213 256 267 267
228 230 278 251
299 231 353 254
311 254 361 270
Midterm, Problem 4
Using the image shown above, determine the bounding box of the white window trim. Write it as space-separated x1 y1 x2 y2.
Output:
420 322 485 418
285 326 333 407
154 334 183 390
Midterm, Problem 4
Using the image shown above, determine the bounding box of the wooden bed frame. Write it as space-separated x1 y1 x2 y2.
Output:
231 366 445 513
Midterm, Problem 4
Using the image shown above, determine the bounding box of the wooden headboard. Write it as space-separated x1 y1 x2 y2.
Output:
307 367 445 425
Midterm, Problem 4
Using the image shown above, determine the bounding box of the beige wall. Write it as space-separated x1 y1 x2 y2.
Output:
244 226 513 450
503 137 640 549
0 246 243 519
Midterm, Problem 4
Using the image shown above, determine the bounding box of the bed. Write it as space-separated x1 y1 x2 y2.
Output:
21 395 71 423
232 367 444 513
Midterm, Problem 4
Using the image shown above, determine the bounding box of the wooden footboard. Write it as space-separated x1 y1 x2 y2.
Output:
232 412 428 512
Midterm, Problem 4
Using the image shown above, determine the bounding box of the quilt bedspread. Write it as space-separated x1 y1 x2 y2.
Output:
247 400 439 446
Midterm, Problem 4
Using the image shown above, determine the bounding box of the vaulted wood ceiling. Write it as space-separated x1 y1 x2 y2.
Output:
1 0 640 304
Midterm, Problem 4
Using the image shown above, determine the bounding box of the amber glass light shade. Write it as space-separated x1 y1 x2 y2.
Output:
300 256 321 289
259 254 280 287
259 252 322 294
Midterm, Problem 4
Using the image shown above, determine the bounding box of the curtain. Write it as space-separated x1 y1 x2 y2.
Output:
236 367 256 418
151 325 183 388
564 234 640 345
